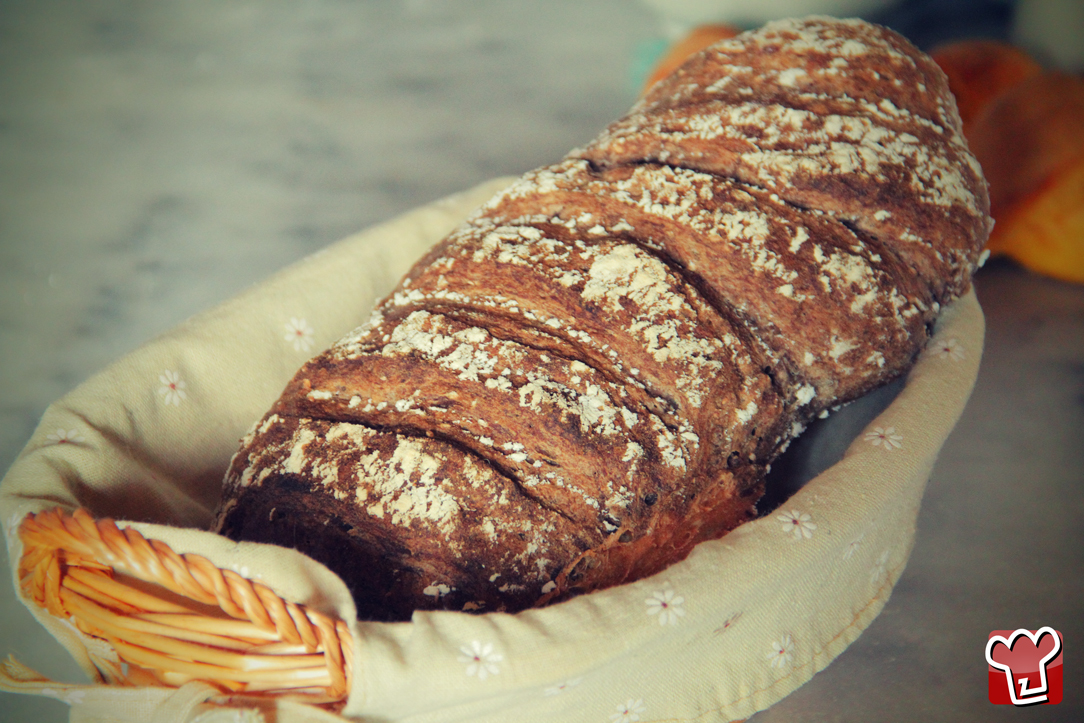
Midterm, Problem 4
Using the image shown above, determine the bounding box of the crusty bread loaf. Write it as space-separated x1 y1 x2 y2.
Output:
212 17 991 621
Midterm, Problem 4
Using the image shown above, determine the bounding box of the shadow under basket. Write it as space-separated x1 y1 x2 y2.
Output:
15 507 353 709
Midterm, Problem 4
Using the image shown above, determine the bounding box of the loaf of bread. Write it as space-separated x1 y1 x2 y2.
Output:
212 17 991 622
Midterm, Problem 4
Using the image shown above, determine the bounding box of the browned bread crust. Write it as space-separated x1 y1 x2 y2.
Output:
213 17 990 621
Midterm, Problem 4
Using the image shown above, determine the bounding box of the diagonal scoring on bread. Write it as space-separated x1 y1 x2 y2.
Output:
213 17 991 621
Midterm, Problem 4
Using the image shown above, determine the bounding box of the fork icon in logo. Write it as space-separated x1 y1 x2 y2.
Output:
986 628 1063 706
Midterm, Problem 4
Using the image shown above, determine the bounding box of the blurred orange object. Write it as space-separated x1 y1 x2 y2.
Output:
966 71 1084 283
642 24 741 93
931 40 1042 132
966 71 1084 213
984 159 1084 284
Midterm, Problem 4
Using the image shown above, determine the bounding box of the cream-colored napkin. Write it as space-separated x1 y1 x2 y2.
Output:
1 178 984 723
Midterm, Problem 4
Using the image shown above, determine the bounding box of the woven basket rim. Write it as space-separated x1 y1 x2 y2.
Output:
16 506 353 707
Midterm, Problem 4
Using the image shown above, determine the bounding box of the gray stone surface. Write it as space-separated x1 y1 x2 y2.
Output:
2 2 1080 720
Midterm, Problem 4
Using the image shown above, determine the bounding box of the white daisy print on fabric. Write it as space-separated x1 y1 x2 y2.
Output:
929 337 965 361
714 611 743 635
767 634 794 669
285 317 315 352
778 509 816 540
45 428 85 446
543 677 583 696
864 426 903 450
157 370 187 406
646 587 686 626
458 641 502 680
610 698 646 723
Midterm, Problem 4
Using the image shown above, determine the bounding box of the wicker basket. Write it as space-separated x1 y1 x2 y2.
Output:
0 180 986 722
14 507 353 708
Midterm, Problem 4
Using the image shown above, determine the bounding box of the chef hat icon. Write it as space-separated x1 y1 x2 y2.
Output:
985 627 1062 706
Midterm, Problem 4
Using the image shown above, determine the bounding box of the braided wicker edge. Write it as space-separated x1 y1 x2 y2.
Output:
16 507 354 707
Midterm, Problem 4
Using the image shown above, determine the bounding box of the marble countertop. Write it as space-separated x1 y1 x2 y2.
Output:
1 2 1081 721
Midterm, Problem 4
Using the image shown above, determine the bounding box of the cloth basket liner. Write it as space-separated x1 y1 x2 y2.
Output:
1 177 985 722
